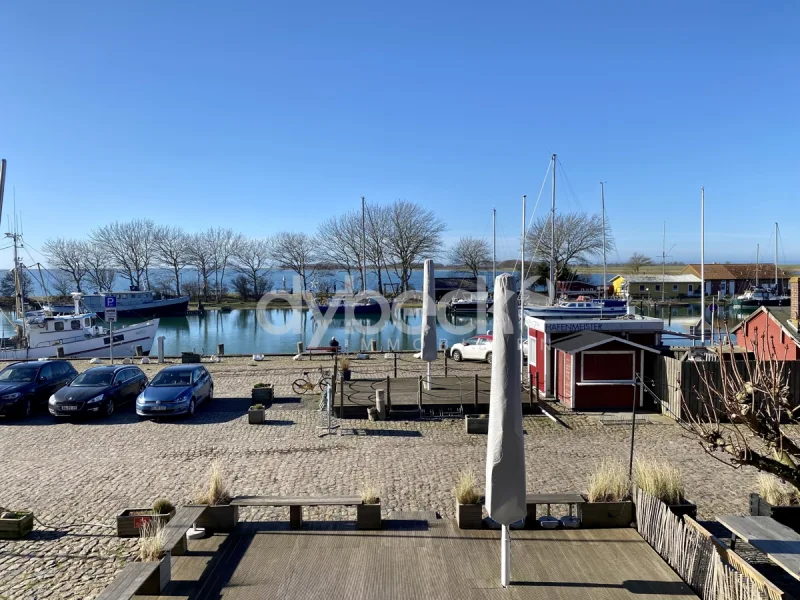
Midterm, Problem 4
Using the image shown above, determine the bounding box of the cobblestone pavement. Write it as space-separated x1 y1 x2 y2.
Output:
0 355 769 599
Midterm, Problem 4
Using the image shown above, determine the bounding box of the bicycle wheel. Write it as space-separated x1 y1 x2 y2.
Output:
318 377 332 391
292 379 310 395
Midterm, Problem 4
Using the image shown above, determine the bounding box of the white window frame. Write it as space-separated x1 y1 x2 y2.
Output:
578 350 636 386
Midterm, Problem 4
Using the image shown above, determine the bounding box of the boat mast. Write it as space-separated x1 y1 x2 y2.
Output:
661 222 666 303
550 154 556 305
756 244 759 288
361 196 366 293
601 182 607 301
775 222 779 292
700 187 705 345
520 194 526 327
492 208 496 285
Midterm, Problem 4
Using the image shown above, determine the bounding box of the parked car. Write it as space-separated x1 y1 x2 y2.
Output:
49 365 148 418
136 365 213 418
0 360 78 419
450 334 493 363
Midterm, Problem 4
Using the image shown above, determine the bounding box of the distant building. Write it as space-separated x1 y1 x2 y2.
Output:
556 280 599 297
681 263 792 296
731 276 800 360
609 274 701 299
434 276 489 301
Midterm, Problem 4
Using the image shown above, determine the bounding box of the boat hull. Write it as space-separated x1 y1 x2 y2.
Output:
448 302 494 313
524 306 627 318
732 298 788 308
51 297 189 319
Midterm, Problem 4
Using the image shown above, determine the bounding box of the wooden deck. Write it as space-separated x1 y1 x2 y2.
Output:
138 519 697 599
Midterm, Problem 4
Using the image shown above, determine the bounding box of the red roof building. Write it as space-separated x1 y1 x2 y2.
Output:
731 277 800 360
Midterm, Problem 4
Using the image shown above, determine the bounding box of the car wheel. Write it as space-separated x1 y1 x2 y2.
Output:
452 350 463 362
106 399 115 416
188 398 196 417
486 352 492 364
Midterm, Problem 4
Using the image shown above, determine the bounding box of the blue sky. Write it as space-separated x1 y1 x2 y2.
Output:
1 1 798 269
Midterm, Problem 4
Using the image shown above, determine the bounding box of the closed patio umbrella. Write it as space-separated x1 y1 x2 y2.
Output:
420 259 437 389
485 273 526 587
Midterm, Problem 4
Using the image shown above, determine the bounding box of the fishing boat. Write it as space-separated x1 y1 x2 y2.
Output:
48 289 190 318
447 295 493 314
312 296 386 317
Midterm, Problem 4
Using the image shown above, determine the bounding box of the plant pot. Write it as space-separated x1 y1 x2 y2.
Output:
116 508 176 538
667 500 698 520
456 501 483 529
248 408 266 424
191 504 239 534
579 499 634 528
357 501 381 530
750 493 800 533
137 554 171 595
465 415 489 435
0 512 33 539
341 369 352 382
181 352 201 364
252 386 273 406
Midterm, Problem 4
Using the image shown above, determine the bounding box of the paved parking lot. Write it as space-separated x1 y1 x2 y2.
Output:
0 355 769 599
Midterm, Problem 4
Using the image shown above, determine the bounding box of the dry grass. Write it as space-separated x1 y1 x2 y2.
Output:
339 357 352 371
138 520 166 562
758 474 798 506
633 458 685 505
152 498 175 515
453 470 481 505
195 461 232 506
360 485 379 505
587 460 631 502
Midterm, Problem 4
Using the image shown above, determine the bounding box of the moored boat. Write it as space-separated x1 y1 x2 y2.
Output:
48 289 189 318
524 298 627 318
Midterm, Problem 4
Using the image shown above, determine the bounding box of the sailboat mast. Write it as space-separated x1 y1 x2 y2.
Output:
492 208 497 285
520 196 526 380
700 187 705 345
756 244 759 287
662 222 666 303
550 154 557 304
775 222 779 291
361 196 366 293
601 182 607 301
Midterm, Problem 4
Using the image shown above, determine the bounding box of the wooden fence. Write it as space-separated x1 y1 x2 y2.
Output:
647 356 800 422
635 487 784 600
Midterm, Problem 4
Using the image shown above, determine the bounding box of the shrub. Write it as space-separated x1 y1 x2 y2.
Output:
195 461 232 506
360 485 379 505
151 498 175 515
250 404 265 410
587 460 630 502
758 474 798 506
454 470 481 505
633 458 685 505
138 520 166 561
253 383 271 389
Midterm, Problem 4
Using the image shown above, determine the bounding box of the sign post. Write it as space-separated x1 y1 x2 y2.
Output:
105 296 117 364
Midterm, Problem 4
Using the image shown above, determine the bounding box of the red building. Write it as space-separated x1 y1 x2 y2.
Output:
526 314 664 411
731 277 800 360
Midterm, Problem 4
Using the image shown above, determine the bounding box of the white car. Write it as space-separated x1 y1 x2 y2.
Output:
450 335 493 363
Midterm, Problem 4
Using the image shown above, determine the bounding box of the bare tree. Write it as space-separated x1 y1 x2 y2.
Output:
682 331 800 490
525 212 613 277
317 211 364 290
207 228 242 302
627 252 654 274
232 238 273 299
269 232 318 291
448 237 491 276
84 243 116 291
185 232 216 300
50 271 72 298
365 203 393 293
90 219 155 289
385 200 446 292
42 238 88 292
153 225 188 296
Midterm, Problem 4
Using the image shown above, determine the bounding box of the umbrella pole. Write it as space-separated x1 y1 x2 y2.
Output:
501 525 510 587
426 362 432 390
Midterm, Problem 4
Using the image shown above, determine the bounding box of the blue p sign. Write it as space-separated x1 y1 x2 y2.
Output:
105 296 117 308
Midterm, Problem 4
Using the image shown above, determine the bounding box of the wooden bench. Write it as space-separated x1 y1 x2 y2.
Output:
526 493 585 523
306 346 340 360
718 514 800 581
232 496 361 528
95 562 161 600
162 505 207 556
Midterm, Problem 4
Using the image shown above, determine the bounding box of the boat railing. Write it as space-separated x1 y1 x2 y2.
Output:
31 333 93 349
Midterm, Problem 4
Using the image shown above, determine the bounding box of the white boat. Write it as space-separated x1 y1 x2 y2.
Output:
48 289 189 318
524 299 627 318
1 295 159 360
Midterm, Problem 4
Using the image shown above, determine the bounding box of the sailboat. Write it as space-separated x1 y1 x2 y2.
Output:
733 223 789 308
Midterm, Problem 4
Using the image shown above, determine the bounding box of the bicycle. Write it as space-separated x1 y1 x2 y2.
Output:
292 368 332 395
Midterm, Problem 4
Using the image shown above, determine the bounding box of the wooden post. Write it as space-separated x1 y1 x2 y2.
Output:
394 353 398 378
297 341 304 354
444 349 448 376
418 375 423 411
370 339 377 352
535 371 539 399
474 373 479 408
529 378 533 407
331 355 338 414
386 375 391 414
217 343 224 356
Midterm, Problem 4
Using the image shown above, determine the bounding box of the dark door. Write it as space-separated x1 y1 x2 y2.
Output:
34 364 59 406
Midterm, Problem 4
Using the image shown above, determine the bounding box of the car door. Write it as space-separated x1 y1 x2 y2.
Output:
194 368 209 403
129 369 146 400
115 369 134 404
35 364 58 406
463 338 480 360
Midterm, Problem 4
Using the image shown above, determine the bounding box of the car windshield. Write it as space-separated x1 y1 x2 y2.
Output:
71 371 113 386
150 371 191 386
0 367 38 382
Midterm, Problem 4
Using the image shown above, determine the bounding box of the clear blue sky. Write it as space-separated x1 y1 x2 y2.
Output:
2 1 798 269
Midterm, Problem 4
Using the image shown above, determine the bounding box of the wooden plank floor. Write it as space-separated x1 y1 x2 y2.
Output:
185 520 697 600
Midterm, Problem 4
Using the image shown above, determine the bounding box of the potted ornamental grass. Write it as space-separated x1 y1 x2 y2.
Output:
248 403 266 424
117 498 176 538
454 470 483 529
580 460 634 528
356 485 381 530
633 458 696 519
0 508 34 540
191 461 238 533
340 358 352 382
251 383 273 406
750 474 800 532
136 520 171 594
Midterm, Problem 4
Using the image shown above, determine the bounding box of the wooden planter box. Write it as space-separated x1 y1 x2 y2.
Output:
357 502 381 530
0 512 34 540
252 386 273 406
117 508 176 538
456 502 483 529
465 415 489 435
667 500 698 520
248 408 266 424
191 504 239 534
750 493 800 532
579 499 634 528
181 352 201 364
137 554 171 595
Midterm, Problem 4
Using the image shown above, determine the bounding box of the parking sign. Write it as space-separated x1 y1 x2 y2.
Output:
105 295 117 309
105 308 118 322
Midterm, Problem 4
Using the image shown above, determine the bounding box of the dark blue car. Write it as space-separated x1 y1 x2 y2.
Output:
136 365 213 418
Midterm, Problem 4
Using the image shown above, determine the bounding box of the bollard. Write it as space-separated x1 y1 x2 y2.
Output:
56 346 65 359
217 343 225 356
135 345 143 357
370 339 377 352
444 350 448 376
297 341 304 354
157 336 165 363
376 390 387 420
393 353 398 378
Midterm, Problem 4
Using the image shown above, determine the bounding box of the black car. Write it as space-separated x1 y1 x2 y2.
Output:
49 365 148 418
0 360 79 419
136 365 213 418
